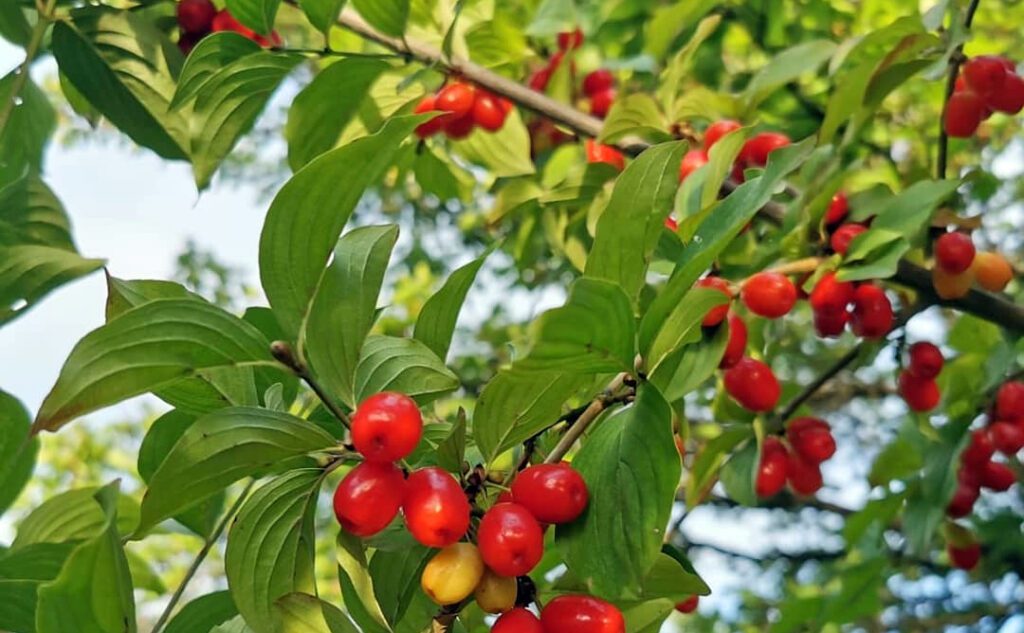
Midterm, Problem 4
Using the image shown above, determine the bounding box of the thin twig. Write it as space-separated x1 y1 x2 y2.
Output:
936 0 983 179
543 373 630 464
150 480 255 633
0 0 57 134
270 341 352 429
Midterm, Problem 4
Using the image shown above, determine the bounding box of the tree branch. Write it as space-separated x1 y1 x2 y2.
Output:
543 373 630 464
336 7 1024 334
936 0 983 180
271 341 352 429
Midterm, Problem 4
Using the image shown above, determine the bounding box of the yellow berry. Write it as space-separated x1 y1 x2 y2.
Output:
421 543 485 606
475 569 518 614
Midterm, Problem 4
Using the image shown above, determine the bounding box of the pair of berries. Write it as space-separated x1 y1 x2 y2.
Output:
696 272 799 324
176 0 279 54
677 119 744 182
492 596 624 633
897 342 944 413
677 120 790 185
756 418 836 498
414 81 513 140
945 55 1024 138
809 273 894 340
527 30 581 93
932 231 1014 298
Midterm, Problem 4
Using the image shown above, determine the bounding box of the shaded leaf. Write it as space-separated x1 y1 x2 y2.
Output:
413 248 492 360
354 335 460 404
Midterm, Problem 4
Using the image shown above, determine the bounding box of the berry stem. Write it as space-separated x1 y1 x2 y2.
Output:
936 0 982 180
543 373 631 464
271 341 352 429
0 0 58 136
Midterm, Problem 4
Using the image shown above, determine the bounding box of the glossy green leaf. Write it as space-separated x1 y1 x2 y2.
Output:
650 323 729 402
259 116 420 337
474 369 592 464
336 532 391 633
13 487 139 550
0 1 30 47
304 225 398 408
286 58 389 171
299 0 348 32
413 248 492 360
36 483 136 633
354 335 460 404
720 440 758 507
137 408 336 534
0 75 55 188
585 141 687 304
0 543 73 633
0 176 74 249
451 108 535 178
742 40 837 110
368 545 432 627
0 245 105 325
52 9 189 160
639 552 709 600
33 299 275 433
0 390 37 517
350 0 409 37
558 383 680 599
225 0 281 34
516 277 636 374
275 594 360 633
104 275 203 321
598 94 672 145
165 591 239 633
226 469 323 633
644 287 728 373
685 425 751 507
172 33 263 109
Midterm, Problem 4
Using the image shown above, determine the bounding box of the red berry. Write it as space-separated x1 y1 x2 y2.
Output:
589 88 616 118
664 216 678 231
810 272 855 315
724 357 781 412
830 223 867 255
443 113 475 139
477 503 544 577
962 429 995 468
436 82 475 118
979 461 1015 491
494 608 543 633
675 595 699 614
944 91 986 138
211 10 277 46
585 140 625 171
947 481 979 518
704 119 742 151
678 149 709 183
557 29 584 51
739 132 791 167
177 0 216 34
472 91 507 132
850 283 893 339
907 342 944 379
351 392 423 462
958 462 982 488
813 308 848 338
741 272 797 319
935 232 976 274
414 95 444 138
755 437 788 498
990 421 1024 454
989 72 1024 114
402 467 470 548
541 596 625 633
898 371 940 412
528 67 552 92
786 417 835 464
333 462 405 537
695 276 733 327
510 463 589 524
825 192 849 225
582 69 614 96
994 381 1024 420
948 542 981 570
963 56 1008 96
787 451 823 496
719 313 747 369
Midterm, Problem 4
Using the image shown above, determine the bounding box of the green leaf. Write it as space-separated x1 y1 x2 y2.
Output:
585 141 687 304
639 138 814 352
190 52 302 189
0 176 75 249
275 594 360 633
36 483 137 633
435 412 467 474
351 0 409 37
354 335 460 405
259 116 420 337
0 1 31 47
622 600 675 633
473 369 591 464
558 383 681 599
0 390 37 517
13 487 139 550
598 94 672 145
451 108 535 177
286 58 389 171
644 287 728 374
742 40 837 110
525 0 576 37
0 543 73 633
516 278 636 374
0 245 105 325
104 275 204 320
0 74 55 188
226 469 323 633
646 1 717 63
304 225 398 408
720 440 758 507
225 0 281 34
650 323 729 402
165 591 239 633
52 9 189 160
684 426 752 507
413 248 492 360
298 0 347 32
137 407 336 534
213 616 256 633
336 532 391 633
368 545 432 627
172 33 263 109
639 552 709 601
33 299 274 432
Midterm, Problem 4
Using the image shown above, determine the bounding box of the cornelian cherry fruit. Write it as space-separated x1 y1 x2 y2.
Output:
675 595 699 613
741 271 797 319
786 417 835 464
589 88 616 118
944 91 986 137
813 308 848 338
898 371 940 412
946 482 979 518
932 265 975 300
825 192 849 225
963 56 1008 95
177 0 216 34
695 276 732 327
704 119 742 151
472 91 507 132
436 82 476 118
443 112 475 139
724 357 781 412
678 149 709 182
787 452 823 496
947 541 981 570
756 437 788 498
720 313 747 369
494 608 543 633
557 29 584 51
582 69 614 96
850 283 893 339
935 232 976 274
351 392 423 462
402 467 470 548
333 461 405 537
979 461 1015 491
830 223 867 255
739 132 790 167
211 10 278 46
973 251 1013 292
585 140 625 171
989 72 1024 114
510 463 589 524
414 96 444 138
477 503 545 577
989 421 1024 454
907 342 943 379
540 595 625 633
995 381 1024 420
810 272 855 314
961 429 995 468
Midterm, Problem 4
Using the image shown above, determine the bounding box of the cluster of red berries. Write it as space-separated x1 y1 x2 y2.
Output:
755 417 837 498
823 191 869 256
414 81 513 140
528 29 617 120
809 272 894 339
175 0 279 54
896 342 944 413
945 55 1024 138
931 230 1014 299
675 119 791 186
674 595 699 615
494 595 624 633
